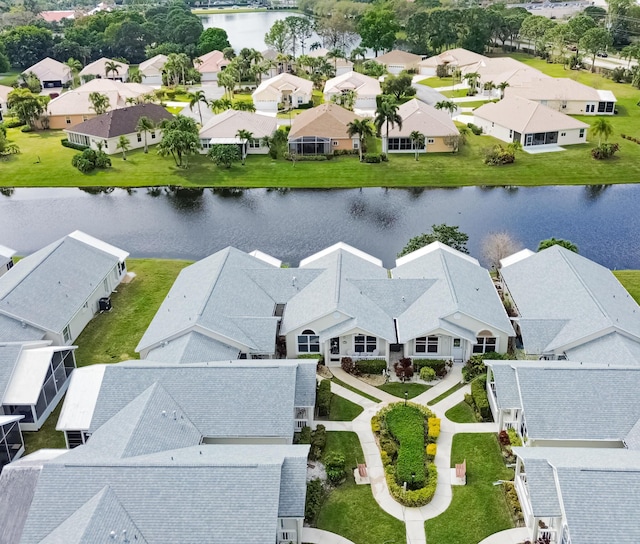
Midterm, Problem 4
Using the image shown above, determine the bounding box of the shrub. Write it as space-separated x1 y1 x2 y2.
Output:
3 118 25 129
503 481 524 523
325 452 346 484
71 148 111 174
20 125 32 133
464 393 474 406
363 153 381 163
483 144 515 166
591 142 620 160
61 138 90 151
310 424 326 461
471 377 491 421
341 357 355 374
305 479 325 523
436 64 448 78
298 425 312 445
426 443 437 460
463 352 507 382
507 427 522 447
413 359 450 377
371 415 381 433
355 359 387 375
380 436 398 458
385 463 438 506
394 357 414 380
498 430 510 446
467 122 483 135
427 417 441 440
316 380 332 417
284 152 329 161
419 366 436 382
333 148 359 156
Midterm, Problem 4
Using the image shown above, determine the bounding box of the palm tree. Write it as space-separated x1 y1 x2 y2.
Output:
483 80 496 96
497 81 510 99
65 58 82 88
590 118 613 145
105 60 121 80
217 68 239 100
346 118 374 161
463 72 480 95
189 90 208 125
236 129 254 165
326 48 345 73
116 135 130 160
435 100 457 118
89 92 110 115
136 116 155 154
374 100 403 154
409 130 425 161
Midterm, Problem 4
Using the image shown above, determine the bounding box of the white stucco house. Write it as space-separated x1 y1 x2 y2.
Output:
138 54 168 86
252 73 313 114
323 71 381 113
474 96 589 147
79 57 129 82
0 244 15 277
22 57 72 89
0 231 129 346
198 109 277 154
64 103 173 155
308 47 354 76
461 57 548 97
194 50 230 82
418 48 488 76
374 50 422 74
0 84 12 122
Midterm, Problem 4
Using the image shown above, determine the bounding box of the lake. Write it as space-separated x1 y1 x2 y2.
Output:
0 185 638 269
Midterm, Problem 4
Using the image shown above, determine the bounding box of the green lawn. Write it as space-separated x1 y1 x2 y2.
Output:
74 258 191 366
317 432 406 544
440 88 470 98
377 382 431 399
417 76 455 88
445 401 477 423
425 434 514 544
329 394 364 421
22 398 67 455
0 69 19 85
615 271 640 303
427 382 466 406
458 99 495 109
332 377 381 403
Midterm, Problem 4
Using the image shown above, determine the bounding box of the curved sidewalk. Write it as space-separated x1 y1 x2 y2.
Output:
302 527 356 544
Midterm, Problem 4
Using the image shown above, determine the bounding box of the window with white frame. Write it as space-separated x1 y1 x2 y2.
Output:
354 334 377 353
63 326 71 343
415 336 438 353
473 330 497 353
249 139 261 148
297 329 320 353
427 138 435 144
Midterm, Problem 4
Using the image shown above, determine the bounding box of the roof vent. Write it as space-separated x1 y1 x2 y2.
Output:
21 321 26 328
161 410 166 417
292 276 297 286
110 531 116 539
173 410 177 420
401 296 405 302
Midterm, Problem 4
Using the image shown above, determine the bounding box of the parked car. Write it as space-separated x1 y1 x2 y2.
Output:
596 51 608 58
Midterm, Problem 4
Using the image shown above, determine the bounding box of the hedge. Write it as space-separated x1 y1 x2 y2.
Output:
305 478 325 523
61 138 89 151
298 425 312 444
471 376 491 421
310 424 326 461
385 462 438 507
316 380 331 417
354 359 387 375
413 359 450 377
385 405 427 489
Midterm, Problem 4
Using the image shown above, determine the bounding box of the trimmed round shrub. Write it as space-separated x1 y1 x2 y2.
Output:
419 366 436 382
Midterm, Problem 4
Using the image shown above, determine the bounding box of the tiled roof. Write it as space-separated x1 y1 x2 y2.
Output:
22 58 71 83
199 110 277 140
288 103 361 139
79 57 129 79
387 99 459 138
374 50 422 66
323 71 381 97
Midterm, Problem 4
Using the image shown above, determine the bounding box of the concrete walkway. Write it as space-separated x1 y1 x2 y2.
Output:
325 364 501 544
477 527 530 544
301 527 356 544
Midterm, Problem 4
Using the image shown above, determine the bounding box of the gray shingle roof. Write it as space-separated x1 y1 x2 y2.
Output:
66 104 173 139
0 459 44 544
565 332 640 365
501 245 640 359
489 364 521 409
0 235 122 334
520 458 561 517
19 443 309 544
0 344 23 401
0 315 45 343
145 331 240 363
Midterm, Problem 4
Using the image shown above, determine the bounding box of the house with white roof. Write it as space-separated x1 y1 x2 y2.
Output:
374 50 422 74
194 50 230 82
0 231 129 346
79 57 129 83
474 96 589 147
323 71 381 113
138 54 167 86
45 78 154 129
499 245 640 363
512 447 640 544
485 360 640 447
504 77 616 115
462 57 548 96
418 48 488 76
198 109 277 153
0 244 15 278
253 73 313 114
0 84 12 122
22 58 72 90
383 99 460 153
56 359 316 448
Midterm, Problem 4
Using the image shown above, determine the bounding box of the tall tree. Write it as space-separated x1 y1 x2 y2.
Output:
374 99 403 153
566 15 596 59
1 25 54 69
409 130 425 161
104 60 121 80
157 114 200 168
236 129 253 165
346 118 374 161
136 116 155 154
284 16 313 57
197 27 231 56
89 92 110 115
482 232 522 269
189 90 208 126
537 238 579 253
264 20 292 55
357 6 400 56
520 15 556 55
398 224 469 257
590 118 613 145
217 67 239 99
580 27 613 72
116 135 130 160
381 72 416 101
6 88 46 126
65 57 82 88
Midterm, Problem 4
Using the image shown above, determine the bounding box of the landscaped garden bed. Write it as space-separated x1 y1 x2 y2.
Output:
372 402 439 506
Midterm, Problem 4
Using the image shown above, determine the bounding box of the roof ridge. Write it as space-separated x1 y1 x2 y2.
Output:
439 251 458 306
196 248 232 318
334 252 342 303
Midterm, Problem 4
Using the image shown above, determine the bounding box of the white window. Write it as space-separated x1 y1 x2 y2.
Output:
332 140 339 147
561 132 566 137
416 336 438 354
427 138 435 144
579 129 585 138
353 140 359 149
137 133 142 143
103 278 109 293
63 326 71 343
65 117 71 125
151 131 156 139
249 139 261 149
473 331 497 354
297 329 320 353
354 334 376 353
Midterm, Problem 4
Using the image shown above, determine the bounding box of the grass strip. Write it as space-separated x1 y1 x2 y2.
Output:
331 377 381 403
445 401 477 423
329 394 364 421
427 382 466 405
377 382 431 399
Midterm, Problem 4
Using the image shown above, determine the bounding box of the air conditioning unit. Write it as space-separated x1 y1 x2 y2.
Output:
99 297 112 311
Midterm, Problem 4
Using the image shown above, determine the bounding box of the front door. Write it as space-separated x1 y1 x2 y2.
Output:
452 338 463 361
525 134 533 147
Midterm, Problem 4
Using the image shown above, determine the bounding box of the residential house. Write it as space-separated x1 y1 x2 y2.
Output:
382 98 460 153
39 10 75 22
323 71 381 113
194 50 230 83
0 415 23 468
504 77 616 115
0 85 12 122
22 58 72 90
261 49 289 78
253 73 313 114
136 243 512 367
373 50 422 74
309 48 354 76
1 395 309 544
513 447 640 543
79 57 129 83
0 244 15 278
0 341 76 434
57 359 316 448
462 57 548 96
138 54 168 86
474 96 589 147
485 360 640 447
0 230 129 346
499 245 640 362
64 103 173 155
45 78 154 129
198 109 277 153
288 103 361 155
418 48 488 76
